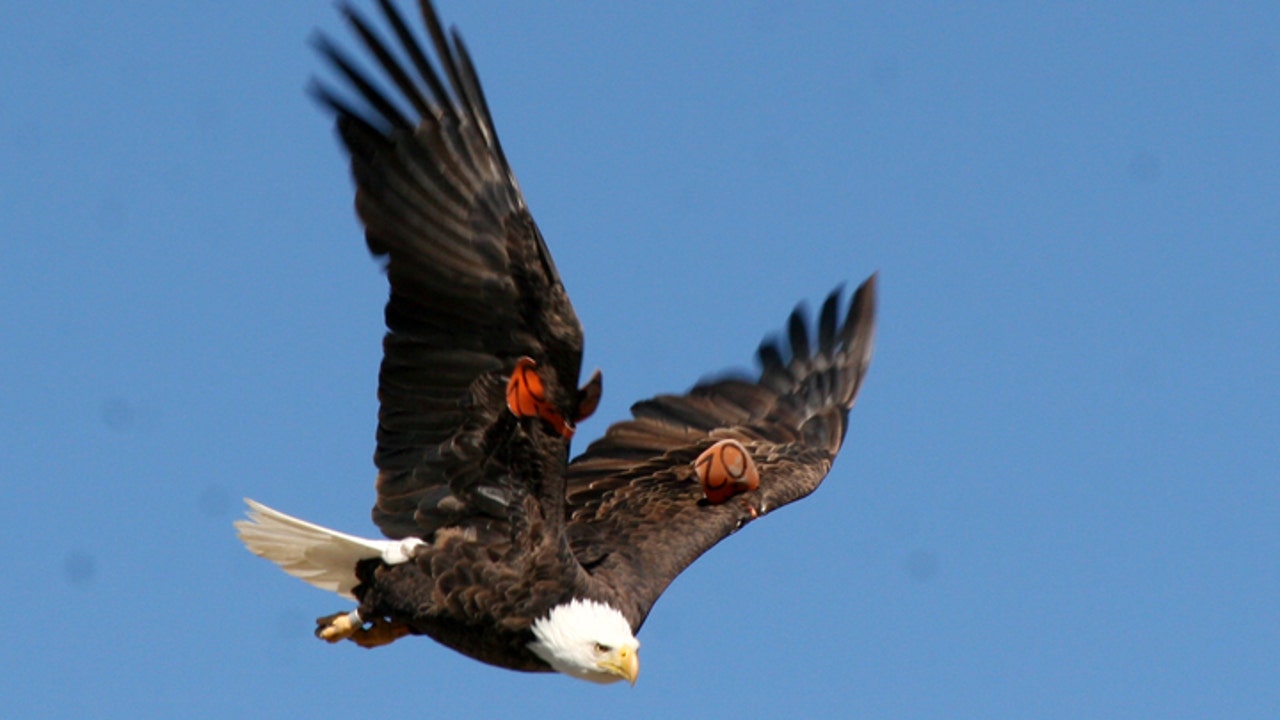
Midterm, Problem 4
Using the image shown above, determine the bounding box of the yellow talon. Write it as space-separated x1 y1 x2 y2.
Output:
315 611 359 643
315 611 411 648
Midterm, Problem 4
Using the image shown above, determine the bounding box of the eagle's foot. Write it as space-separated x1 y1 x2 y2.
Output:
315 610 359 643
315 610 411 648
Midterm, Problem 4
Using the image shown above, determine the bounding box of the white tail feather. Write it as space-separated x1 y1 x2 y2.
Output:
234 498 423 600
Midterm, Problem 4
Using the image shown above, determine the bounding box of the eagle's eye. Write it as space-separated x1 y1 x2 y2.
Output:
593 642 612 654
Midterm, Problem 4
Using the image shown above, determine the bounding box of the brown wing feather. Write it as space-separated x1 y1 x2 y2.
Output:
314 0 586 541
567 276 877 629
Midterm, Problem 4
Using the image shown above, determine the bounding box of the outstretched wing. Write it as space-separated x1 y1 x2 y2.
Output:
566 276 877 629
313 0 588 541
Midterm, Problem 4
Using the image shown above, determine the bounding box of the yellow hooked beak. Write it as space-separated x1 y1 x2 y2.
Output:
602 645 640 686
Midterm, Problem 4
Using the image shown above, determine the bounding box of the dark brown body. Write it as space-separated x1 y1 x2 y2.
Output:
354 556 558 672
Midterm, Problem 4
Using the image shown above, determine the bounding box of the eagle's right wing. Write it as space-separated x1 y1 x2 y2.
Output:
565 276 877 630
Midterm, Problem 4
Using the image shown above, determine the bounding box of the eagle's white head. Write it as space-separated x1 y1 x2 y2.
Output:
529 599 640 685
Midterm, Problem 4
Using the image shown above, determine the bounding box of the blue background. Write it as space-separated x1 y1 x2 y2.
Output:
3 2 1277 718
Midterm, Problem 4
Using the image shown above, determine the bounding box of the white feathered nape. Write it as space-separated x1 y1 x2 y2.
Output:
234 499 423 600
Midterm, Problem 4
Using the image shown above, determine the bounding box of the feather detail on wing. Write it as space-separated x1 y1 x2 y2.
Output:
566 275 877 629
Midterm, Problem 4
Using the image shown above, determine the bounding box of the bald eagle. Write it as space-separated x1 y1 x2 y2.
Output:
235 0 877 685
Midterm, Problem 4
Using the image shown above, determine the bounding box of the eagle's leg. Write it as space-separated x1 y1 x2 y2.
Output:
352 616 412 648
315 610 411 648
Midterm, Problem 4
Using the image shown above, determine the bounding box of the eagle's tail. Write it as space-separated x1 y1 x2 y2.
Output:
234 499 423 600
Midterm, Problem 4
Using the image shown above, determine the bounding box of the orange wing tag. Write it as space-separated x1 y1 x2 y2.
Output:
505 357 574 439
693 439 760 504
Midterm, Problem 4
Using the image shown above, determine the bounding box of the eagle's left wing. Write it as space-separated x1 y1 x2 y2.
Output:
565 276 877 630
312 0 593 544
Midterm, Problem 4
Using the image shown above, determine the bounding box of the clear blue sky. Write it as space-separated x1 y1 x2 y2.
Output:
3 2 1277 718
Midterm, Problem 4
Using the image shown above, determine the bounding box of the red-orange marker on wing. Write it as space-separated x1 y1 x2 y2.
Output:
693 439 759 504
506 356 575 439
